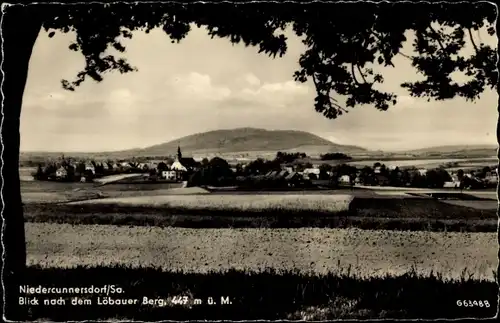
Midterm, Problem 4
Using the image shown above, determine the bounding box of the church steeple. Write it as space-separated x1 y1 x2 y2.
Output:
177 144 182 161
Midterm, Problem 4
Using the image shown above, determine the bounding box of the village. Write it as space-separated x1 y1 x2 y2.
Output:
30 146 499 191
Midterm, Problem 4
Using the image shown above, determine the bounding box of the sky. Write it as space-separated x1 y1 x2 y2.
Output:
20 21 498 152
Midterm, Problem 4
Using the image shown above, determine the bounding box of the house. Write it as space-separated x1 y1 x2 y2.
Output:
284 166 294 173
162 170 177 180
56 166 68 179
303 168 320 176
85 163 95 174
374 166 381 174
339 175 351 184
171 160 188 172
179 157 199 170
267 171 279 179
275 170 289 180
443 181 460 188
418 168 427 176
285 172 302 187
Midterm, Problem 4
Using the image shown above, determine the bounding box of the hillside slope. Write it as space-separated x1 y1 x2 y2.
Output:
127 128 367 156
406 145 497 156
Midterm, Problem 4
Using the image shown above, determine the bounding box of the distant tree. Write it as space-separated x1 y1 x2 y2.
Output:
189 157 234 186
319 164 332 180
425 169 451 188
33 164 45 180
94 163 104 176
304 162 313 169
389 167 402 186
66 165 76 182
245 158 268 175
320 152 351 161
201 158 210 166
274 151 305 164
83 169 94 182
235 163 244 175
358 166 373 185
373 162 382 168
401 169 411 186
456 169 466 192
157 162 168 172
379 164 388 176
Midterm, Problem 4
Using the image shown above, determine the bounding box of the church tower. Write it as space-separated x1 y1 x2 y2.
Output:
177 144 182 161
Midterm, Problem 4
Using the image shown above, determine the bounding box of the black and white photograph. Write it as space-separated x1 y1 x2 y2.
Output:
1 1 499 321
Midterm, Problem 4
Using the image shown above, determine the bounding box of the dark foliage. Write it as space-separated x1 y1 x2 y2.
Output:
2 1 490 118
20 265 497 320
321 152 352 160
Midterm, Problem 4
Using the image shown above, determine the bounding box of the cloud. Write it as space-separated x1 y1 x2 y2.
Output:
243 73 261 87
170 72 231 101
392 95 417 110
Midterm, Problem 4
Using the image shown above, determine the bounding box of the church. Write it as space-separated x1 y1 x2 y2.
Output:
162 146 200 181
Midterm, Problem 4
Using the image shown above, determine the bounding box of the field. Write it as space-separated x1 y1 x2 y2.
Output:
16 162 499 320
67 194 354 212
347 157 497 168
27 223 497 281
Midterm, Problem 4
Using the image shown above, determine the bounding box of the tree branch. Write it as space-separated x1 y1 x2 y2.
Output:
370 30 413 61
426 25 447 53
467 27 479 53
398 51 413 60
356 64 368 83
329 96 348 112
351 63 361 85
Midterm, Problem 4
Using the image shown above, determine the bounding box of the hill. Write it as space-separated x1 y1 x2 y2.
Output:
124 128 367 157
405 145 497 157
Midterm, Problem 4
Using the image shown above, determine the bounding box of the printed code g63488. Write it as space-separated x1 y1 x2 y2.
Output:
456 300 490 308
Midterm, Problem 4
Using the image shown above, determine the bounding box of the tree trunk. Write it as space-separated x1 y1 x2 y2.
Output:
1 4 42 320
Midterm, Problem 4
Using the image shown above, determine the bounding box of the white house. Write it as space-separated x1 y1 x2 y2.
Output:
418 168 427 176
85 163 95 174
303 168 320 176
171 160 188 172
339 175 351 184
443 181 459 188
284 166 294 173
162 170 177 180
56 166 68 178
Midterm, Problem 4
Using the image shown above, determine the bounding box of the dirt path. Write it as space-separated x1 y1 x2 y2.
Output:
26 223 497 281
